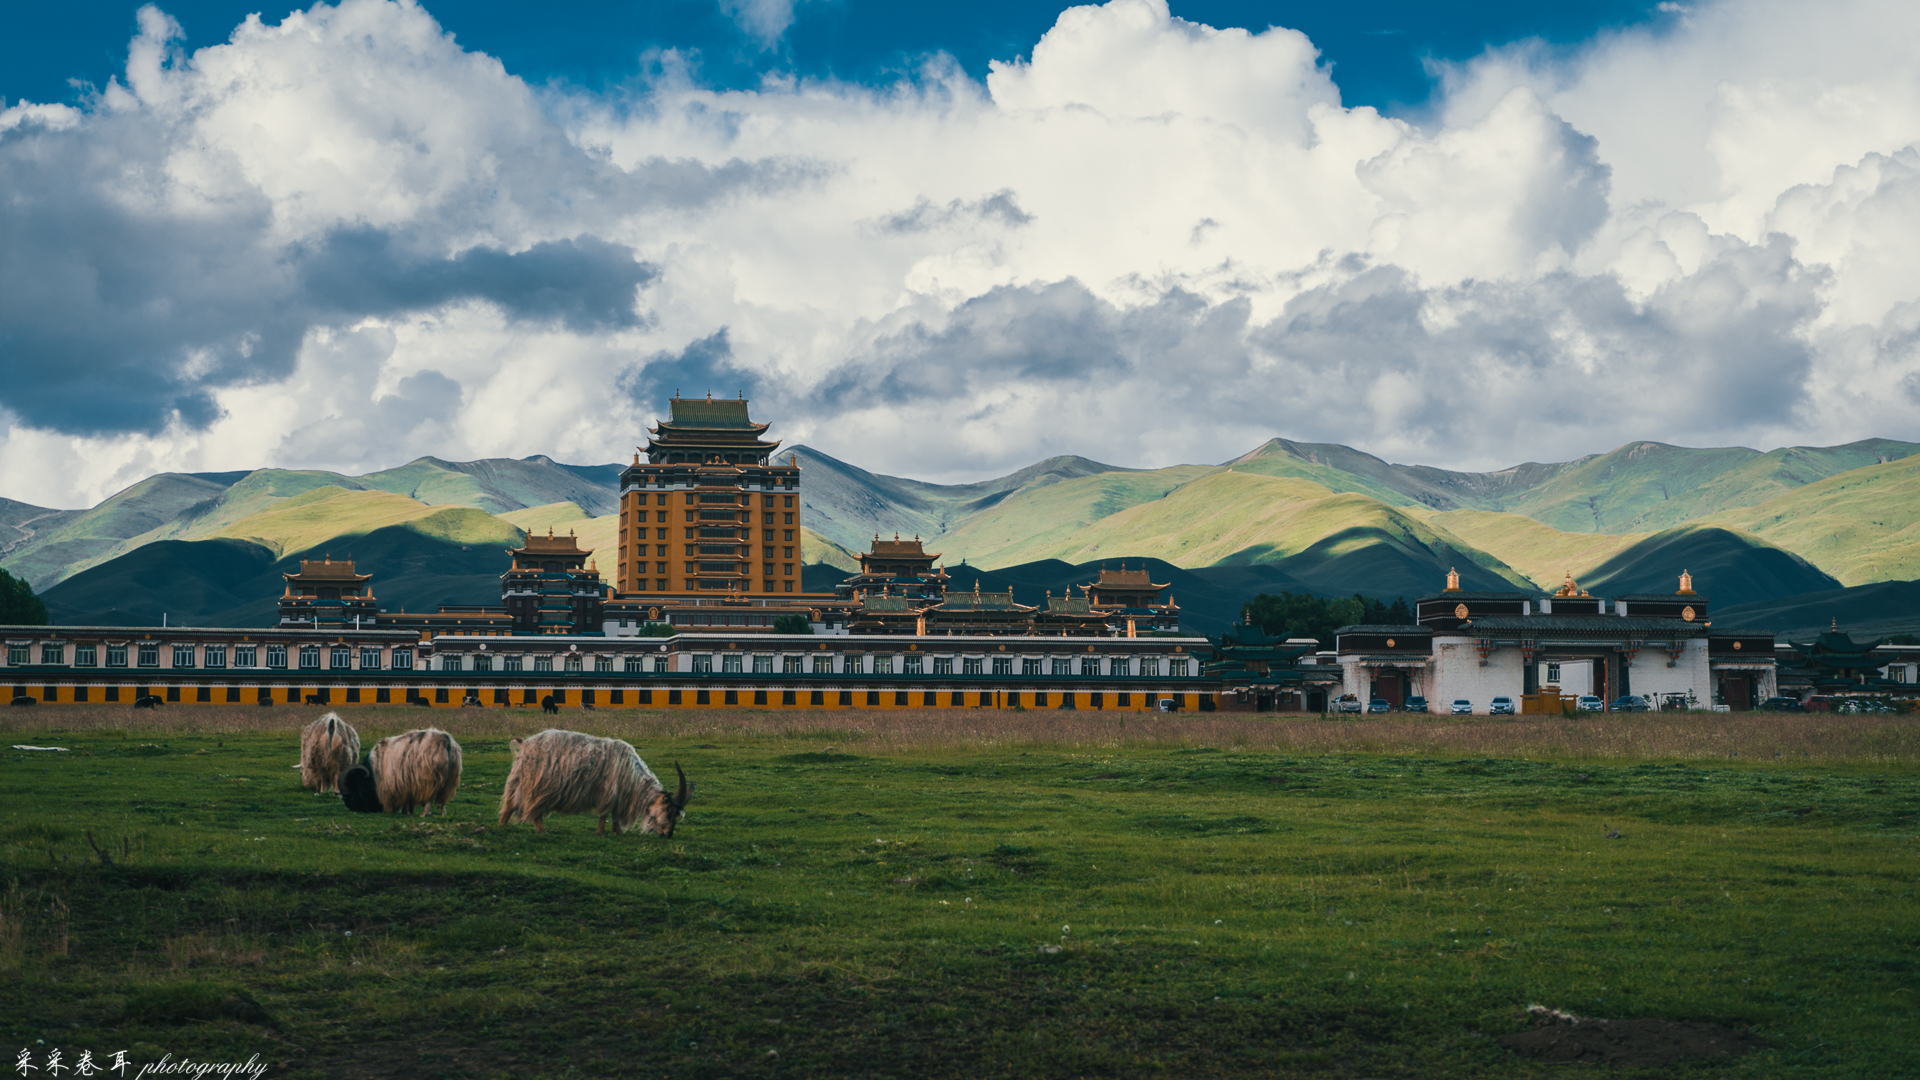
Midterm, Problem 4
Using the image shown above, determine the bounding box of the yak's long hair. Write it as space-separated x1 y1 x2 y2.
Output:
298 712 361 794
498 729 691 836
368 727 462 815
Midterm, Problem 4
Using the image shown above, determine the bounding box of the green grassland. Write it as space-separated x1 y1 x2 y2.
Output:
1703 454 1920 586
936 466 1216 568
1421 510 1649 591
205 488 454 558
800 528 862 572
3 708 1916 1079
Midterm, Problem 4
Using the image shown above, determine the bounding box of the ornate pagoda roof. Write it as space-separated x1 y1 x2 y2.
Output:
936 584 1034 612
867 535 940 561
511 527 594 557
655 395 768 432
1090 564 1169 590
857 596 933 614
642 395 782 460
283 556 371 584
1788 629 1885 670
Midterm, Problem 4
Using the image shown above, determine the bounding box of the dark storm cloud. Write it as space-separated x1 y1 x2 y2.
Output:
0 96 810 439
295 229 655 334
616 328 762 412
798 238 1823 467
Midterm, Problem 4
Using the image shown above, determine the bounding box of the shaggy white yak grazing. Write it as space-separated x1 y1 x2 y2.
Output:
298 713 361 794
498 729 692 836
367 728 463 815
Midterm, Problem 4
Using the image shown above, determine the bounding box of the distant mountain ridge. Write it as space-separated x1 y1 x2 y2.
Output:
12 434 1920 635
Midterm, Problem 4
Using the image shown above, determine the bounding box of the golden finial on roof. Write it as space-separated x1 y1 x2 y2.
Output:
1677 570 1696 595
1443 566 1462 592
1832 617 1839 632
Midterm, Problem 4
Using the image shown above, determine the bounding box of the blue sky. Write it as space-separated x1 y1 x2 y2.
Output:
8 0 1661 113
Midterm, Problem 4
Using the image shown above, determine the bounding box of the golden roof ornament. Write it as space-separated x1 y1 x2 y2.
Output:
1443 567 1462 592
1677 570 1696 595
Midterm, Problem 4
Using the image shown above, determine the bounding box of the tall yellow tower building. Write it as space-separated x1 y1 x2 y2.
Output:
616 395 803 596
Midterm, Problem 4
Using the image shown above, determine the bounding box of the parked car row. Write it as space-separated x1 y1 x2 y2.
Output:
1327 691 1863 714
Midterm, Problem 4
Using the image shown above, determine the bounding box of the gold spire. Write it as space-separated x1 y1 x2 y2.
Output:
1677 570 1696 595
1443 567 1462 592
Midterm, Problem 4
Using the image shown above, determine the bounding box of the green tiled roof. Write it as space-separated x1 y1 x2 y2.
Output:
666 398 761 429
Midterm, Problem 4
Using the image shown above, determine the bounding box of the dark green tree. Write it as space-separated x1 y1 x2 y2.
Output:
0 567 48 625
1241 592 1395 645
773 613 814 635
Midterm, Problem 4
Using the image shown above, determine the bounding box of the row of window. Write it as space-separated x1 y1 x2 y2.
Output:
8 643 413 670
466 653 620 672
441 652 1194 676
630 579 800 592
629 490 799 506
684 654 1192 677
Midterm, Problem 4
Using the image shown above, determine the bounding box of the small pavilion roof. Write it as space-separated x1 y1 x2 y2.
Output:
284 556 371 584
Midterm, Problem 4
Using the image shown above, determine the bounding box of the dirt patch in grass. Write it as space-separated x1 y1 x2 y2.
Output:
1499 1008 1769 1068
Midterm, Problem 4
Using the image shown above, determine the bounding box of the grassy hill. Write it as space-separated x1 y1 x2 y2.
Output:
801 528 862 572
938 470 1531 593
1701 453 1920 585
1714 579 1920 639
356 456 623 517
38 538 280 627
42 519 526 628
933 465 1216 567
1 457 626 592
0 473 239 590
1420 509 1646 590
10 434 1920 618
1578 525 1842 608
791 445 1134 554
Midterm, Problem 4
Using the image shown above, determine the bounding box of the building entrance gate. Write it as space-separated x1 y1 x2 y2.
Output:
1527 648 1627 703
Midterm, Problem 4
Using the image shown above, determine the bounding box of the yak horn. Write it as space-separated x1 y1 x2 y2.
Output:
674 762 692 810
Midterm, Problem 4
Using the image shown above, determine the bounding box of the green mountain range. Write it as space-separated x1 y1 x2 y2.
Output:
11 436 1919 636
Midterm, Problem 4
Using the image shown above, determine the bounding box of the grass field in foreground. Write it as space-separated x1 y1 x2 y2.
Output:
2 707 1916 1079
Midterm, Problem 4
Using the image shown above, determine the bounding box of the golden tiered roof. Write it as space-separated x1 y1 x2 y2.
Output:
511 526 594 558
284 555 371 585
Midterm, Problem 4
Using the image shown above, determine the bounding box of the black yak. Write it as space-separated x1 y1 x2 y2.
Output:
339 757 383 813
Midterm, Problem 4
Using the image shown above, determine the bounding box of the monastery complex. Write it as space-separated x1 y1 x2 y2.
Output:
3 398 1915 712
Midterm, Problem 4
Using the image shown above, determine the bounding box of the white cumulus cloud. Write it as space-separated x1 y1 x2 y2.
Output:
1 0 1919 509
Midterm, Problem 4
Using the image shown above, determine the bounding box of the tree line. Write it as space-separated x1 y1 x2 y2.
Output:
1240 591 1411 646
0 567 47 625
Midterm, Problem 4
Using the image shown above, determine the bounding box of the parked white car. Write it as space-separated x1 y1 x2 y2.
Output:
1450 699 1474 715
1576 695 1605 712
